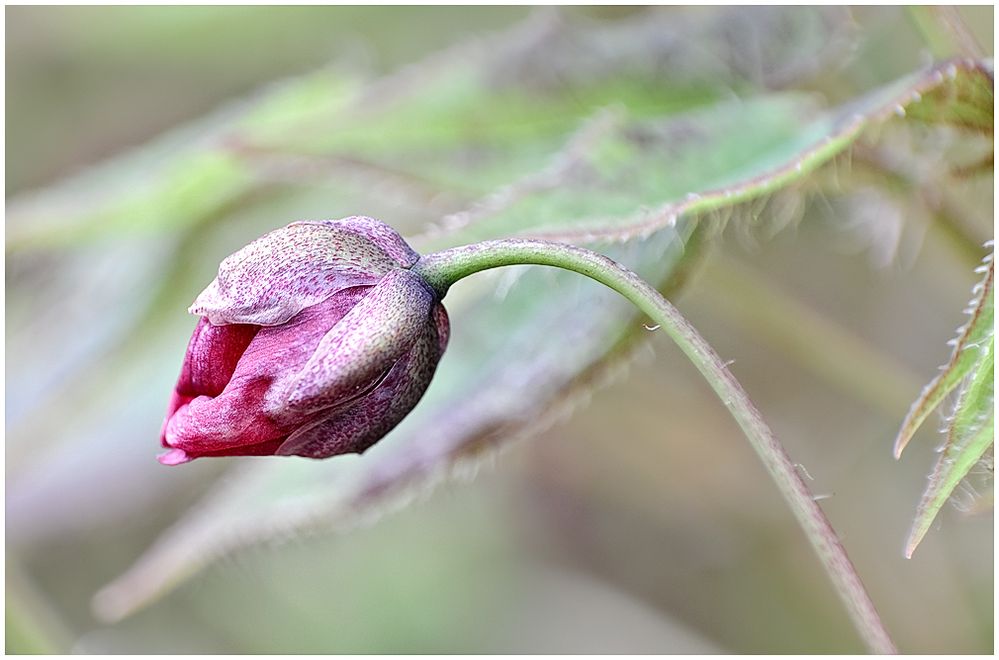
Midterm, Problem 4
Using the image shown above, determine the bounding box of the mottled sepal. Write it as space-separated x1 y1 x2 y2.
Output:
190 216 420 326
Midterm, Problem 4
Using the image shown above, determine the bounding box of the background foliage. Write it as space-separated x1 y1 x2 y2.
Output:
6 6 993 653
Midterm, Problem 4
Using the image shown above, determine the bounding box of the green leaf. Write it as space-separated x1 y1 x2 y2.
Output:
419 59 994 246
894 254 995 458
6 8 860 251
5 69 363 250
899 58 994 133
906 337 994 557
900 252 995 557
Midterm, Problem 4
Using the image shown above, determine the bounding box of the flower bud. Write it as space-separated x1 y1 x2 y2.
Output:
159 217 448 465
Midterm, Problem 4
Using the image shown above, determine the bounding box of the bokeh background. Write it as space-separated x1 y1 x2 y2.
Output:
6 6 993 653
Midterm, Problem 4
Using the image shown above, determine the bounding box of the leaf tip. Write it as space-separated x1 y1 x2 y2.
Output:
893 423 915 459
904 528 927 559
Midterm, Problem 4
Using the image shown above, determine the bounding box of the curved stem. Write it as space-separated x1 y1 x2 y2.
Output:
413 239 897 654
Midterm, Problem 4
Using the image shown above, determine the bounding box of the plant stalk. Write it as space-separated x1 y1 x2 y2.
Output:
414 239 897 654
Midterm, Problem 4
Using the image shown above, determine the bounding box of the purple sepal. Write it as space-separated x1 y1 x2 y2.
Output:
190 216 420 326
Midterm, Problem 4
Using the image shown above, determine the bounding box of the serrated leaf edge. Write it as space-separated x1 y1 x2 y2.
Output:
905 336 994 557
894 251 994 458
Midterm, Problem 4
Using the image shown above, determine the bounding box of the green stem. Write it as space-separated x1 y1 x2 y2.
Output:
414 239 897 654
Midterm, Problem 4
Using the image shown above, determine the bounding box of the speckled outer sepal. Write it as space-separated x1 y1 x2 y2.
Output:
190 216 420 326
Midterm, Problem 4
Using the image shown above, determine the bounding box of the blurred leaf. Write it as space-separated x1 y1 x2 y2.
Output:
899 253 995 557
894 254 995 458
92 54 993 620
5 68 363 250
898 57 993 133
7 7 859 251
418 59 995 246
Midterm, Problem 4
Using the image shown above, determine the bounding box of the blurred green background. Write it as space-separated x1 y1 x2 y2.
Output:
6 6 993 653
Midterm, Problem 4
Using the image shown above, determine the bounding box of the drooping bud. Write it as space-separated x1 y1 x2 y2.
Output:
159 217 448 465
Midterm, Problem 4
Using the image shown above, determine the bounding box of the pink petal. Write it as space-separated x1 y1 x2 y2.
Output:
161 319 258 446
177 318 259 398
157 448 192 466
163 381 279 454
163 288 371 457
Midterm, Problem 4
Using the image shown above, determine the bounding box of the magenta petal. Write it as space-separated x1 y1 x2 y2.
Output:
161 319 258 446
157 448 192 466
164 382 279 454
175 437 286 459
163 288 372 458
190 217 419 326
177 318 259 398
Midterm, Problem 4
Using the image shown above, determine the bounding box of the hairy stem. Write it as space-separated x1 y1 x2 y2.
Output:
414 239 897 654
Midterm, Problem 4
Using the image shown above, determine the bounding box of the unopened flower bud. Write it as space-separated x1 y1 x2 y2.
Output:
159 217 448 465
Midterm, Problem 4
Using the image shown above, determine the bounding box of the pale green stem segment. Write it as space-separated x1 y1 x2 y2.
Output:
414 239 897 655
